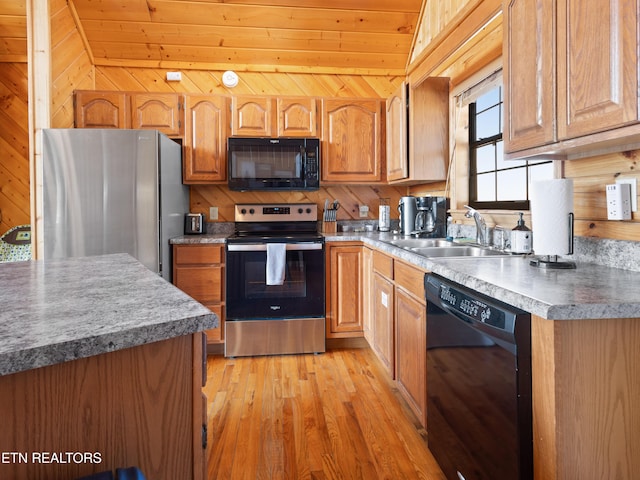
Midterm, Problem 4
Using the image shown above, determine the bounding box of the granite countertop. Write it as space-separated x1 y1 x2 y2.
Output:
0 253 218 376
171 234 228 244
325 232 640 321
169 230 640 321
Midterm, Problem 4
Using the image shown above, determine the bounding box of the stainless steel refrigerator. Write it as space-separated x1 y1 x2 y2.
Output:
42 128 189 281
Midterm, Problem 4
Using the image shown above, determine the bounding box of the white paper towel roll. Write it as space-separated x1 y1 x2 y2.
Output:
530 179 574 256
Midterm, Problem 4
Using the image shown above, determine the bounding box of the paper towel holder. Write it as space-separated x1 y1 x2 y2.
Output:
529 213 576 269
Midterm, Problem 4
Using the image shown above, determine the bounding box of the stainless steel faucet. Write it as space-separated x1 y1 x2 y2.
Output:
464 206 487 245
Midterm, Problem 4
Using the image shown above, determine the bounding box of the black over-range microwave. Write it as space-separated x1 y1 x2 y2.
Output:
227 137 320 191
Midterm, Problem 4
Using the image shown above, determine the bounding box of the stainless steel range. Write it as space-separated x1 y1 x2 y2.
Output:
225 203 325 357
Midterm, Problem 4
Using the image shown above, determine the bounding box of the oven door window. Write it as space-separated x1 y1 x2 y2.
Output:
226 247 325 320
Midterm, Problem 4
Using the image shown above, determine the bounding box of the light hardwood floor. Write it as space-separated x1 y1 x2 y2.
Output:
204 344 446 479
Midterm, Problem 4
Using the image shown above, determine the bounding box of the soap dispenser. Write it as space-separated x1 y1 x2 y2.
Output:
511 212 532 254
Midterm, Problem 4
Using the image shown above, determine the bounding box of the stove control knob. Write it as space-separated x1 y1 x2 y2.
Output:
306 207 312 214
240 208 247 215
249 208 255 215
297 207 304 214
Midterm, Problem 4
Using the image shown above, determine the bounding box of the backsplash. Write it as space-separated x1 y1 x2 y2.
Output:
454 224 640 272
571 237 640 272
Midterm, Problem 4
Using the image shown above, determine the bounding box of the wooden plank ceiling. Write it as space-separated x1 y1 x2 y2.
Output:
0 0 424 75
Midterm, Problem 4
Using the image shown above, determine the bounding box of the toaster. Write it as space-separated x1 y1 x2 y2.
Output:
184 213 205 234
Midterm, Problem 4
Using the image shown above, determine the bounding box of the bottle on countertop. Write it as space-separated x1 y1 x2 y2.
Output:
511 212 532 254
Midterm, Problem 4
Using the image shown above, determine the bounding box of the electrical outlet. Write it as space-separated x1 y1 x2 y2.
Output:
616 177 637 212
606 184 632 220
359 205 369 218
209 206 218 220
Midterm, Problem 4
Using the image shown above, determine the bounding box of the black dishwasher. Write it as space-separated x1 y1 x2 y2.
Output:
425 274 532 480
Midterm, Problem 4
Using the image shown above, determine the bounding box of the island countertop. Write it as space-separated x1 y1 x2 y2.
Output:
0 253 217 376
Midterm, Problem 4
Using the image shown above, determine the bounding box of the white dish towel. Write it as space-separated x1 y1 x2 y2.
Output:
266 243 287 285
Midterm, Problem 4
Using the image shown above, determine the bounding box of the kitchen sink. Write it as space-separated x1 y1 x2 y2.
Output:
409 246 510 257
383 237 513 258
387 238 456 248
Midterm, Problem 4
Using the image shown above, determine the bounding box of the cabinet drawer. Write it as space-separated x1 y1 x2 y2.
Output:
174 266 223 303
373 250 394 279
204 304 224 343
174 244 223 265
394 261 427 301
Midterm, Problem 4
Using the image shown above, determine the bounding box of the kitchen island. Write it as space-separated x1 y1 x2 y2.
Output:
0 253 217 480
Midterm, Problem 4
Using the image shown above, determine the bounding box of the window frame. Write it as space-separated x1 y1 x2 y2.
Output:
468 86 551 210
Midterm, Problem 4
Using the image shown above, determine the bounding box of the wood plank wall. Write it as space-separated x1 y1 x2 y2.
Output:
0 63 30 234
1 0 638 240
89 65 409 223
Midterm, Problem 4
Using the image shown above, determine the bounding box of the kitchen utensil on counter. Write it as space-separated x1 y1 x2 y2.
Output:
529 179 576 269
378 198 391 232
322 199 339 233
510 212 532 254
398 196 418 236
413 196 436 235
184 213 205 234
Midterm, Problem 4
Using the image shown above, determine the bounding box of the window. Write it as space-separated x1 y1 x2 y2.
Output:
468 86 553 210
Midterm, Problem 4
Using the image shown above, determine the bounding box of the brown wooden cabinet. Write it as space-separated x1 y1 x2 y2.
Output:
321 98 384 183
75 90 184 137
74 91 130 129
326 242 364 338
183 95 230 183
372 250 395 377
504 0 640 159
386 82 408 182
130 92 184 136
276 97 318 137
407 77 449 183
231 95 273 136
386 78 449 184
394 260 428 427
0 333 206 480
173 244 225 344
362 246 374 343
231 95 318 137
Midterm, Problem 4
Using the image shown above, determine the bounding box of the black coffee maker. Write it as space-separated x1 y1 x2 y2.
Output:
413 196 448 237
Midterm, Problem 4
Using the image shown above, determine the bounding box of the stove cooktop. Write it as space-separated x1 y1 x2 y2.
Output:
229 203 320 242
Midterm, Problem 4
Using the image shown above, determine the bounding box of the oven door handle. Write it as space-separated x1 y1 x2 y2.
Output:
227 242 323 252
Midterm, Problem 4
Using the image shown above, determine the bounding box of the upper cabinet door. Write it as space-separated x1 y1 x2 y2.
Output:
503 0 556 153
504 0 640 158
408 77 449 183
130 93 184 136
386 82 408 182
183 95 229 184
231 96 273 136
557 0 638 140
74 91 130 129
276 97 318 137
321 98 383 183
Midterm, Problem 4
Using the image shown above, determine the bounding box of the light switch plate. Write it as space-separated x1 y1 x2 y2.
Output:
209 206 218 220
166 71 182 81
359 205 369 218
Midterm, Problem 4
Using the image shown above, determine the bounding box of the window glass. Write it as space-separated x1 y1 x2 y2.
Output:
476 173 496 202
475 106 501 140
476 144 496 173
497 169 527 201
469 85 553 209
